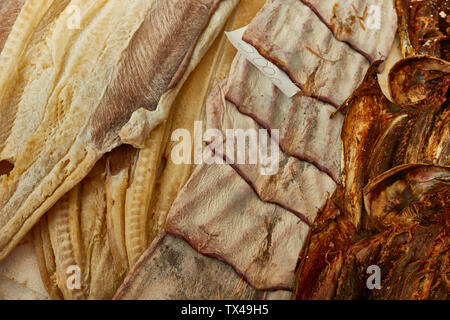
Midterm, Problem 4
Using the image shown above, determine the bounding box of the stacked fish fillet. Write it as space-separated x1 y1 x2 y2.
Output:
115 0 397 299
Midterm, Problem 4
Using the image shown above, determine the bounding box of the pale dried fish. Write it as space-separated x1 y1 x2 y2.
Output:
35 160 122 300
242 0 370 106
114 233 293 300
0 0 234 262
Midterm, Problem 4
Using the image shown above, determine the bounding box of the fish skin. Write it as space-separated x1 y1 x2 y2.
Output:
165 162 309 291
300 0 398 63
35 159 125 300
242 0 370 107
0 0 230 262
91 0 223 152
225 53 344 183
296 56 450 300
0 0 26 53
114 232 293 300
395 0 450 60
206 82 337 225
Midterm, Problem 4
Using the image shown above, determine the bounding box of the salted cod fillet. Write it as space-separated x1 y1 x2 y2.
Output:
114 232 292 300
0 0 234 262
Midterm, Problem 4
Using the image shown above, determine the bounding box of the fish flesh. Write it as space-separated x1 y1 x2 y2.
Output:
114 233 292 300
225 53 344 182
242 0 370 106
0 0 234 262
300 0 398 62
165 162 309 291
206 82 337 224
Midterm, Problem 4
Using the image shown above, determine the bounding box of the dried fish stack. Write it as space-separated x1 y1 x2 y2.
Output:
295 57 449 300
115 0 399 300
295 1 449 300
1 0 446 301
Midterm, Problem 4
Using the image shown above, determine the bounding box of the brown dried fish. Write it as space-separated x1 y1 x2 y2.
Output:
340 61 388 229
395 0 450 60
364 164 450 230
295 55 450 300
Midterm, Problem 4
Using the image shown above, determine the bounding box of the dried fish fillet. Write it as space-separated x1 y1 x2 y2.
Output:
395 0 450 60
0 0 25 52
166 163 309 291
242 0 370 106
35 160 122 300
300 0 398 62
206 82 337 224
114 233 292 300
225 53 344 182
33 216 62 299
0 0 234 262
123 124 170 268
105 146 136 278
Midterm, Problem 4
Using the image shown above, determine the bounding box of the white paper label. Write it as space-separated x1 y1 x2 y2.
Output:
225 26 300 98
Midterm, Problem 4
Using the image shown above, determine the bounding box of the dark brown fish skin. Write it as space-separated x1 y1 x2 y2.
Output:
0 0 26 53
294 188 356 300
339 61 388 229
335 222 448 300
395 0 450 60
295 56 450 300
90 0 221 152
364 164 450 231
389 56 450 106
